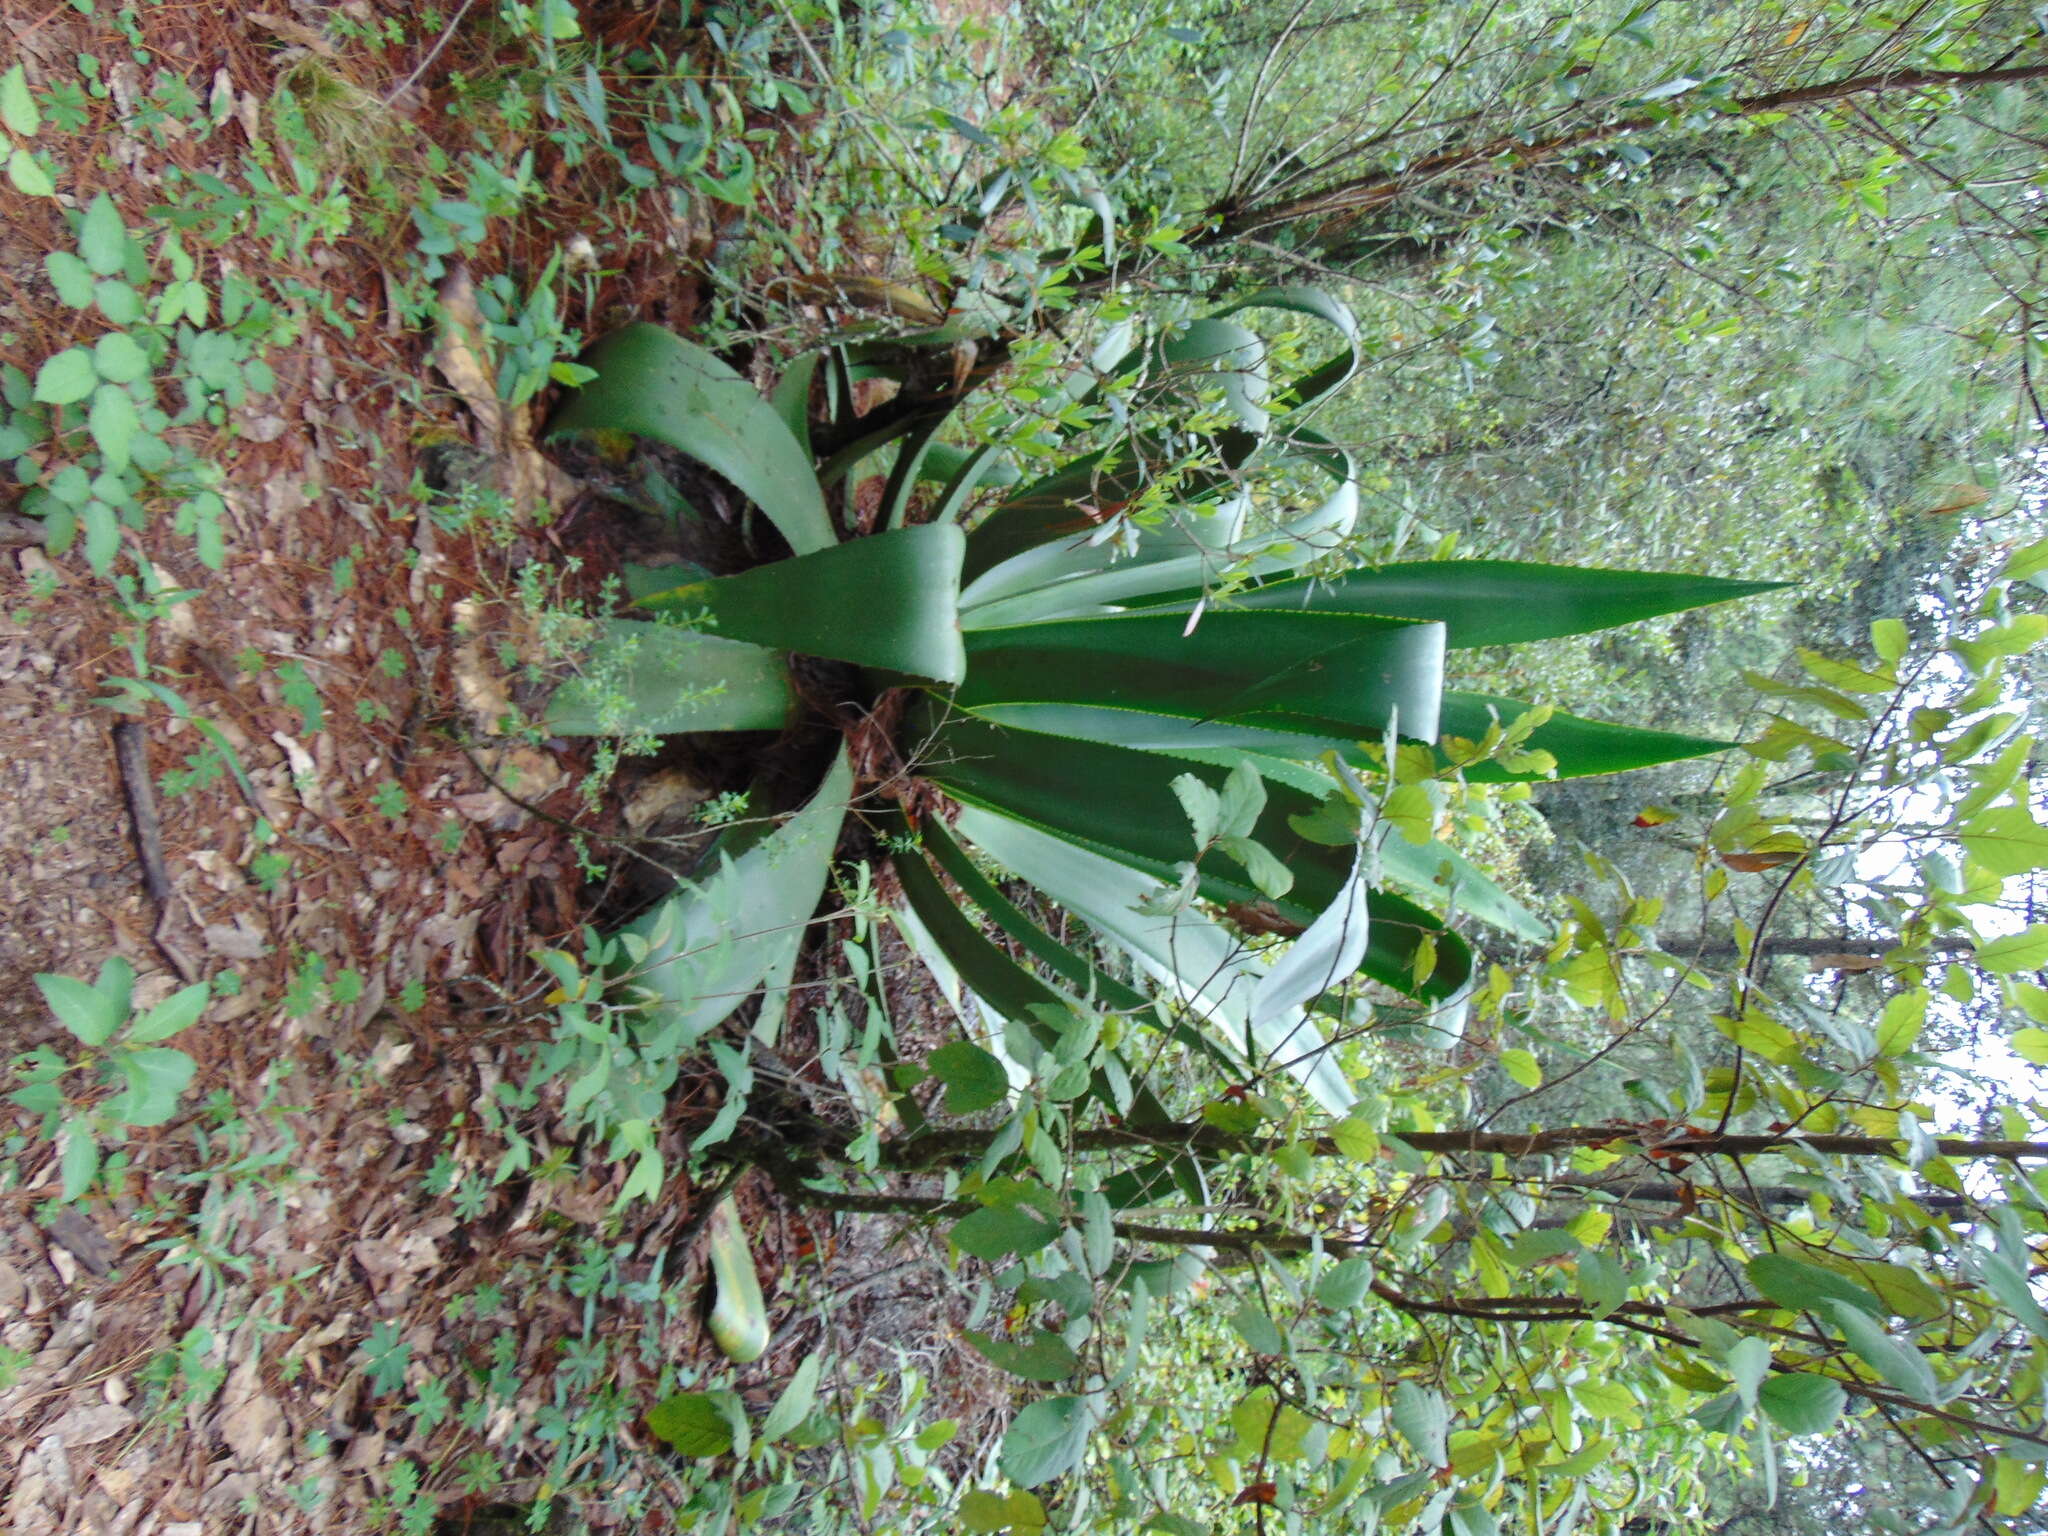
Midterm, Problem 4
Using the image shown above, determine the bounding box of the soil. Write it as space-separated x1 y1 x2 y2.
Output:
0 4 1012 1532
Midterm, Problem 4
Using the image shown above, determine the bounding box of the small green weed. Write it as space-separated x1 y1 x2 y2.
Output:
9 957 208 1201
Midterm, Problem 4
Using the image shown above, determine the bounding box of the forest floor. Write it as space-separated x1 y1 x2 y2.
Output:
0 4 1008 1532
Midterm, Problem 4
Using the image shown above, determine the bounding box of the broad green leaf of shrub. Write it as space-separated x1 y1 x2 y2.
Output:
59 1121 99 1201
1576 1250 1628 1319
960 1489 1049 1533
1960 805 2048 876
1746 1253 1884 1317
1229 1301 1286 1356
36 971 125 1045
127 983 210 1043
951 1204 1059 1262
999 1395 1097 1487
964 1328 1078 1382
1316 1256 1375 1311
1820 1299 1937 1400
32 348 95 406
760 1354 822 1442
1757 1373 1846 1435
1393 1380 1450 1467
1976 925 2048 973
78 193 130 276
647 1392 740 1458
0 64 38 136
929 1041 1011 1115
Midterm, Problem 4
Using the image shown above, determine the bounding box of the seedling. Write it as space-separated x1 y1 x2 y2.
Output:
11 957 208 1201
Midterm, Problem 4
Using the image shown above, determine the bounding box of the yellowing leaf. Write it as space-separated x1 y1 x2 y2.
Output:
1381 784 1436 845
1568 1208 1613 1248
1715 1009 1798 1062
2013 1028 2048 1066
1920 482 1990 516
1498 1048 1542 1088
1796 647 1895 693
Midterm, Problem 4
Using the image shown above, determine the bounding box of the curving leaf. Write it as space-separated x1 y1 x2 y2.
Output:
1146 561 1784 648
1155 317 1269 431
1249 846 1371 1030
955 803 1355 1112
928 712 1475 1005
959 609 1444 742
549 323 836 555
959 457 1355 626
638 523 967 684
621 747 852 1045
546 619 793 736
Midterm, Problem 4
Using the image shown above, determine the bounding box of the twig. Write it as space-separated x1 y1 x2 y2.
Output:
112 720 197 983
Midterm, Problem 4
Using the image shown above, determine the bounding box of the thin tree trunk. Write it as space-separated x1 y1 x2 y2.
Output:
1204 63 2048 246
871 1123 2048 1169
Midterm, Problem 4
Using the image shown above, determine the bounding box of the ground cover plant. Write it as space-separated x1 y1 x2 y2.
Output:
0 1 2045 1534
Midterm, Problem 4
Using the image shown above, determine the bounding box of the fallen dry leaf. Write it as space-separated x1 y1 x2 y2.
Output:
46 1402 135 1447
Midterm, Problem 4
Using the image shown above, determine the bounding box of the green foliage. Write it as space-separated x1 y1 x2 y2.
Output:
10 959 207 1201
543 297 1760 1110
2 193 286 575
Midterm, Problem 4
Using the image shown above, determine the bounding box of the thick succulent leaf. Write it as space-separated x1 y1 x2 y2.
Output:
1213 284 1360 347
960 480 1357 629
952 708 1541 940
1213 286 1361 411
915 815 1237 1076
894 848 1187 1145
546 619 793 736
916 816 1150 1014
894 846 1079 1029
974 695 1729 795
1250 845 1371 1031
955 805 1355 1112
925 713 1474 1004
1440 692 1740 782
880 413 948 530
639 524 967 684
923 442 1019 525
1156 317 1269 431
958 609 1445 744
960 448 1171 583
817 404 955 491
619 747 852 1044
768 348 824 453
1142 560 1786 648
548 323 835 555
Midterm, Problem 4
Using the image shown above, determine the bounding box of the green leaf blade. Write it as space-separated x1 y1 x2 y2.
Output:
548 322 836 556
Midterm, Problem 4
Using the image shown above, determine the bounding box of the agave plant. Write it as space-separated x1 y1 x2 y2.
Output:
541 298 1774 1120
